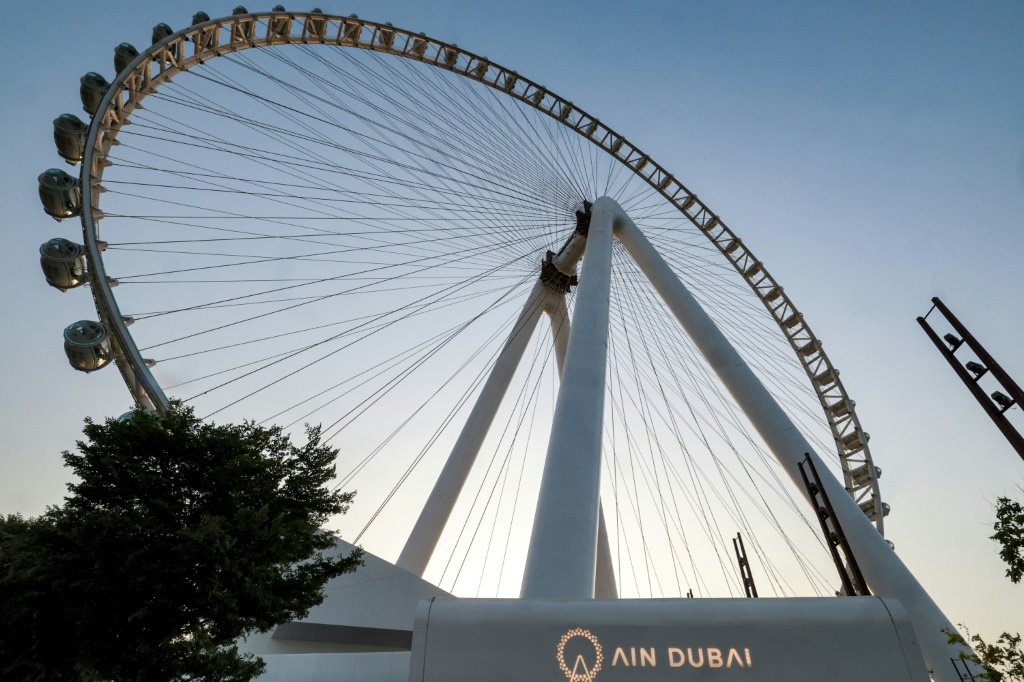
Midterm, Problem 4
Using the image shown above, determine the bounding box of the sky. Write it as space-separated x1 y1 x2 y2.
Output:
1 0 1022 638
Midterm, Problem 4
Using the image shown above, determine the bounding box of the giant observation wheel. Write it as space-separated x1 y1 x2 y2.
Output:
37 8 892 604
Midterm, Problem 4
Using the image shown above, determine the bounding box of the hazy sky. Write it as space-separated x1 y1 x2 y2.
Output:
1 0 1022 638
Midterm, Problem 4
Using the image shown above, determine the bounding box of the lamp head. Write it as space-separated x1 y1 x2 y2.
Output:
991 391 1015 411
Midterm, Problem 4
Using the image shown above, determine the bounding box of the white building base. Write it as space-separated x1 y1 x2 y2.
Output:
257 652 411 682
243 541 937 682
243 539 445 680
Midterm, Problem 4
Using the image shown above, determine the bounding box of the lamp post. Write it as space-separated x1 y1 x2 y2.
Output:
918 297 1024 463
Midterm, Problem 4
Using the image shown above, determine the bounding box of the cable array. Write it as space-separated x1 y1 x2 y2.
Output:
95 31 841 598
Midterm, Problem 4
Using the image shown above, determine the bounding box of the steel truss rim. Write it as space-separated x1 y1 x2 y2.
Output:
77 9 885 532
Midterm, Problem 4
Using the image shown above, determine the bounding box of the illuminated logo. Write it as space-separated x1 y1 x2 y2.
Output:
555 628 753 677
556 628 604 682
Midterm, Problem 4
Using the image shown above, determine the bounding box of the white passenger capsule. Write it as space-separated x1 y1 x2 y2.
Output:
269 6 291 39
38 168 81 220
80 72 109 116
304 8 326 40
63 320 112 372
114 42 139 74
232 6 254 41
151 22 174 44
53 114 88 165
40 238 87 291
190 11 218 49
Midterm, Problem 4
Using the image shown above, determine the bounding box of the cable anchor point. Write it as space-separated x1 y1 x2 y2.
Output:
540 250 578 293
575 200 593 237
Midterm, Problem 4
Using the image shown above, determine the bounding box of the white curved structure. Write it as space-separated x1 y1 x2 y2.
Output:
246 198 971 681
68 10 885 527
37 10 982 681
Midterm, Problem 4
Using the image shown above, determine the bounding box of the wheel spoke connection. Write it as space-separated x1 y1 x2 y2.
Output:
85 29 851 600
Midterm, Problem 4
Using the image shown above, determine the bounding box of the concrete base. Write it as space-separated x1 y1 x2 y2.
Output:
256 652 411 682
410 597 931 682
243 539 448 670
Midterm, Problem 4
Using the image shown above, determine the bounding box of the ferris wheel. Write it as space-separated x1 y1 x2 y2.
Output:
37 7 969 680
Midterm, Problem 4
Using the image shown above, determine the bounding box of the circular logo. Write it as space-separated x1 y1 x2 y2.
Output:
556 628 603 682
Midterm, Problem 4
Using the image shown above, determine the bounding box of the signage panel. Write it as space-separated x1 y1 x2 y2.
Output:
408 597 929 682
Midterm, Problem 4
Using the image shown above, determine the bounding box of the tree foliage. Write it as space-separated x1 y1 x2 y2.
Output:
0 406 361 681
948 627 1024 682
992 495 1024 584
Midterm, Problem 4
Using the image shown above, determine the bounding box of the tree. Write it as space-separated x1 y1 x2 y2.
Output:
0 406 362 681
946 492 1024 682
948 627 1024 682
992 494 1024 584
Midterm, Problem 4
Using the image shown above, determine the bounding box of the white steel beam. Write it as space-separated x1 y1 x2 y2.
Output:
521 198 616 599
544 290 618 600
595 508 618 599
610 198 974 680
542 291 570 377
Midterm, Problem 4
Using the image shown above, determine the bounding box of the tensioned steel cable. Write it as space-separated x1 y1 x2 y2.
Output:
614 259 811 595
441 328 555 591
348 288 552 544
93 36 850 599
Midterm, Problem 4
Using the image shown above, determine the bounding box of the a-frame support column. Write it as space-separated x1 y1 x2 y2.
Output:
608 198 974 681
521 198 615 599
398 264 605 581
595 509 617 599
545 290 618 600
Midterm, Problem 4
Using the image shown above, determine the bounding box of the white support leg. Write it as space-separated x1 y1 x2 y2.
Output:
595 508 618 599
397 280 549 576
544 291 618 600
542 292 570 377
521 198 615 599
609 198 973 680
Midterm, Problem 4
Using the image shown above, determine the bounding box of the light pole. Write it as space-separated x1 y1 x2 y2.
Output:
918 297 1024 463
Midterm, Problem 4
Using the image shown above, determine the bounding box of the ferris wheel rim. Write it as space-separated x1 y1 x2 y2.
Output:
76 9 885 533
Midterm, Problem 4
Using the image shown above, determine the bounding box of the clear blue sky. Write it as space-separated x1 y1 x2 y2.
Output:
1 0 1022 635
